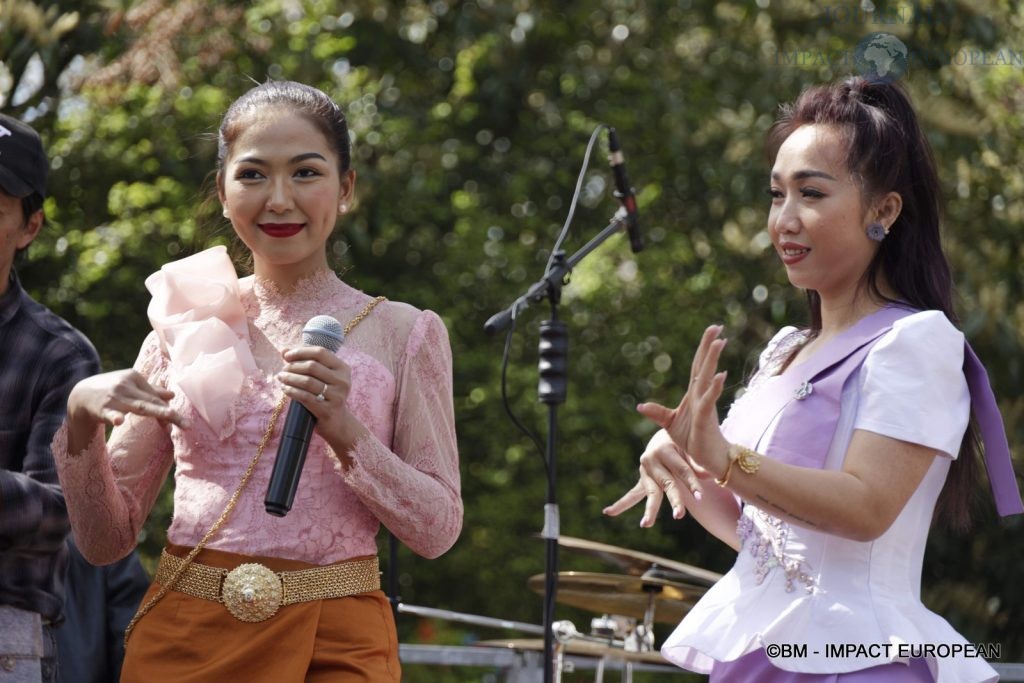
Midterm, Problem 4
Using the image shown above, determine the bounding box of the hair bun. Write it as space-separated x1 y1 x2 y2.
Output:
846 76 874 101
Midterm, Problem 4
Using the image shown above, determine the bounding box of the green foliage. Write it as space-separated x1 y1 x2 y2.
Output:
5 0 1024 676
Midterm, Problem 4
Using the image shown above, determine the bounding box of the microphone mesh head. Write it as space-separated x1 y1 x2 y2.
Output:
302 315 345 352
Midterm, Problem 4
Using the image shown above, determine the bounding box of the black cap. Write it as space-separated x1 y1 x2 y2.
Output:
0 114 48 199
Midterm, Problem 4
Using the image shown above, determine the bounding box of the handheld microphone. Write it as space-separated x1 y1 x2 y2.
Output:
607 127 644 253
265 315 345 517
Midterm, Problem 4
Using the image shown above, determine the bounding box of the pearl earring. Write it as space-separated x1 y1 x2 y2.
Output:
339 203 348 214
866 222 887 242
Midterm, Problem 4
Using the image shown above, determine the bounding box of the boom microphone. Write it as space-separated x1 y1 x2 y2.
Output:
265 315 345 517
607 127 644 253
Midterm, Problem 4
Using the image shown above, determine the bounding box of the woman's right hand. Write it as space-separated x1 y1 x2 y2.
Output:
67 369 189 430
603 429 708 527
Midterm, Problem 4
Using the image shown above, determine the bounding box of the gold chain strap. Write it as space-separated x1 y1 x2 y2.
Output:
124 295 387 645
344 296 387 335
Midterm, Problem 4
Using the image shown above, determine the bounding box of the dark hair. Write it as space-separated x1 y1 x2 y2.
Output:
12 193 45 259
767 76 978 531
216 80 351 181
21 193 43 224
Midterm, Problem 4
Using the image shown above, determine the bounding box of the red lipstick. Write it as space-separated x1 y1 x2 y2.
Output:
259 223 304 238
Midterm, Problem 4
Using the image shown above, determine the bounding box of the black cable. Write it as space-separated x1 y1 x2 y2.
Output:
545 124 608 274
500 300 548 477
503 123 608 482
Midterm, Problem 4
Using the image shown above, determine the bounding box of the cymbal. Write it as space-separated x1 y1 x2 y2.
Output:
478 638 667 664
552 536 722 587
527 571 705 625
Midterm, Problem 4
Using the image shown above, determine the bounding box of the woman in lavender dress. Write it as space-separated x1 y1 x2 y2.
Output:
605 77 1021 682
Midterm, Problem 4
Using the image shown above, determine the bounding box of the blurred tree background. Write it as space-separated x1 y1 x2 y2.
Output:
3 0 1022 680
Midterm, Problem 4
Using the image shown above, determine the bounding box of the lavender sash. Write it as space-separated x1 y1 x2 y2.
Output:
721 307 1023 517
963 344 1024 516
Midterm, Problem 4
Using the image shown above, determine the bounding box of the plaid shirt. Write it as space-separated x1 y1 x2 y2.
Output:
0 270 99 623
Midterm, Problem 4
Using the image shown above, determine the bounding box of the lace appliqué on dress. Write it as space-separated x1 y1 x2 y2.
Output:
747 328 809 390
737 507 817 594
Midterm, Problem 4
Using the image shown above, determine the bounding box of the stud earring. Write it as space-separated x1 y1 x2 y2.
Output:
866 222 887 242
339 203 348 214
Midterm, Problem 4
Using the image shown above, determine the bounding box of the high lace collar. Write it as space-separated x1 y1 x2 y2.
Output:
246 268 364 324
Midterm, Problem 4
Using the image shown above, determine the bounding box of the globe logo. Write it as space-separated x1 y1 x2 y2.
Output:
854 32 908 83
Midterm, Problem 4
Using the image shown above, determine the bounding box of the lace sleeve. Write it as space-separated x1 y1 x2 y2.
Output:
53 331 175 565
342 310 463 559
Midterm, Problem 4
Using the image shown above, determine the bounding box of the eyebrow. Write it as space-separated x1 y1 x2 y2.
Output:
770 169 838 182
235 152 328 165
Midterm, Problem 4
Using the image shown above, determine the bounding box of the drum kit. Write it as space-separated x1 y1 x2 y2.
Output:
398 535 721 682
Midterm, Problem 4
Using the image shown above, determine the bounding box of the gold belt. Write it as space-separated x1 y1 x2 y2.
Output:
155 550 380 623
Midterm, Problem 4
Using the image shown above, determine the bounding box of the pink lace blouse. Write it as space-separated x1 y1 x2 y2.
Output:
53 247 462 566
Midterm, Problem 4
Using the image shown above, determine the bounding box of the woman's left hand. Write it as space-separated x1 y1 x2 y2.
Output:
638 325 732 481
277 346 368 456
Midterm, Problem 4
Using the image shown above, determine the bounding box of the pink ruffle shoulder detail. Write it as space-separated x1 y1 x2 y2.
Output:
144 245 257 439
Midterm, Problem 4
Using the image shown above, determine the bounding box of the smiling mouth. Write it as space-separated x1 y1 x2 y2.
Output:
259 223 304 238
783 247 810 257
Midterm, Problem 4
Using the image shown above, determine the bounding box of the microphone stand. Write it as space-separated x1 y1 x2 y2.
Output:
485 207 633 683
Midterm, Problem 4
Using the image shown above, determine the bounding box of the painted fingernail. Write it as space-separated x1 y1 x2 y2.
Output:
693 489 703 502
672 506 683 519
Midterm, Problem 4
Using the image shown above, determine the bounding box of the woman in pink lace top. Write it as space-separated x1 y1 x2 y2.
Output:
53 81 462 681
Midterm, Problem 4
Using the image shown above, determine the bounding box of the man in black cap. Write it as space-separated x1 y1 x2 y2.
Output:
0 114 100 682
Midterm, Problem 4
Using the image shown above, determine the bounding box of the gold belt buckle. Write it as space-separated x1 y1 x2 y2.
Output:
221 563 283 622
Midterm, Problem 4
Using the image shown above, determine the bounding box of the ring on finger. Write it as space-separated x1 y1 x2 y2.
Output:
316 381 328 402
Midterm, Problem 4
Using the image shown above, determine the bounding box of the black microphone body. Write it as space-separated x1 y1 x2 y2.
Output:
265 402 317 517
265 315 345 517
607 127 644 253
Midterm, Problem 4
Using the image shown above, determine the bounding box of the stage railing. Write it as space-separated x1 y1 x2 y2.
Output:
399 645 1024 682
399 644 681 681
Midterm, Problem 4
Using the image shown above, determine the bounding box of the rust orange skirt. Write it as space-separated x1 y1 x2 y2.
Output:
121 545 400 682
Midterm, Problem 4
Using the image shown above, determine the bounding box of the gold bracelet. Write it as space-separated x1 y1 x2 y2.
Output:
714 456 735 487
715 443 761 487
